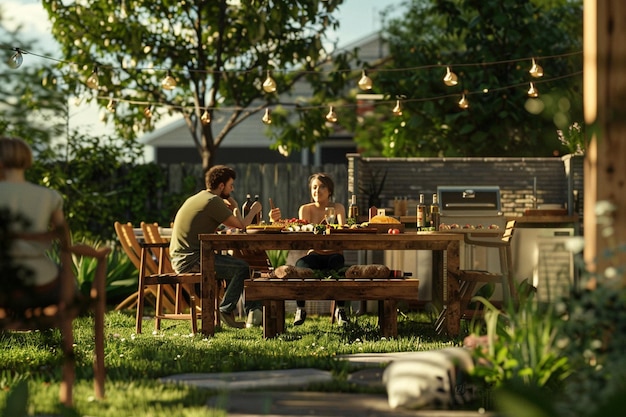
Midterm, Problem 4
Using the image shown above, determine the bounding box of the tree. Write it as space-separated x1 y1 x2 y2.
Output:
42 0 357 170
350 0 583 157
0 5 67 156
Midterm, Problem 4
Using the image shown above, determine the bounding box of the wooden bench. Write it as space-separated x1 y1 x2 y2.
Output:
244 278 419 338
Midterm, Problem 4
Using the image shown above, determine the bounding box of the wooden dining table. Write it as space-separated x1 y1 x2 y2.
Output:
199 231 464 337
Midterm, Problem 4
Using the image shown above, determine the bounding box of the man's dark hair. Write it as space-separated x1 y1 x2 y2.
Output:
205 165 237 190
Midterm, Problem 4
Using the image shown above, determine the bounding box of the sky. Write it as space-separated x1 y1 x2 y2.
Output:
4 0 405 135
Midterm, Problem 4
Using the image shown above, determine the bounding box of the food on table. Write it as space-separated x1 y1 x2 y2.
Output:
369 215 401 224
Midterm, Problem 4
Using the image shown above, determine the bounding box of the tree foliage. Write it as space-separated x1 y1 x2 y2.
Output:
27 133 196 241
42 0 356 170
351 0 583 158
0 5 67 154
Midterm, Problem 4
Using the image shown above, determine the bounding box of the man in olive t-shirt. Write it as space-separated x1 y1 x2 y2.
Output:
170 165 264 328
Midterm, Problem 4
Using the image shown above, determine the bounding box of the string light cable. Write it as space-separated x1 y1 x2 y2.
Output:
3 45 582 119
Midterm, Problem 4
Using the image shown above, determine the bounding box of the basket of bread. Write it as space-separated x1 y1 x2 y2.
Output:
367 215 405 233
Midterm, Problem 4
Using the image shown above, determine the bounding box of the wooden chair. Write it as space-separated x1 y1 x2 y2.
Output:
114 222 178 313
458 220 517 317
435 220 517 332
114 222 202 334
0 233 110 407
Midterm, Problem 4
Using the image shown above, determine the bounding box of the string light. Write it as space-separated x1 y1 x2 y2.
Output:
325 106 338 123
161 70 177 90
7 48 24 69
262 108 272 124
529 58 544 78
358 70 373 90
3 45 581 125
443 66 458 86
262 70 277 93
458 94 469 109
201 109 211 124
143 106 152 119
106 98 116 113
85 66 99 90
527 82 539 98
392 99 403 116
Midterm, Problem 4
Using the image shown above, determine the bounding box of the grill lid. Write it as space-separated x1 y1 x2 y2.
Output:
437 186 501 214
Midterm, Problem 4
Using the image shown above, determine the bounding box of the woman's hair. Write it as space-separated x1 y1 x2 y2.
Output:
0 136 33 170
205 165 237 189
308 173 334 198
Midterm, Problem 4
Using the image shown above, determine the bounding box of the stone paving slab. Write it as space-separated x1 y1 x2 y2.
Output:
206 391 492 417
160 353 494 416
159 368 333 390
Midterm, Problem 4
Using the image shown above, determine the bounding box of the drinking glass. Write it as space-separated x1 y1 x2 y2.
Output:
325 207 336 224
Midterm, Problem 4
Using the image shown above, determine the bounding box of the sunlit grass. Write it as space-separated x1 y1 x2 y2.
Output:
0 309 457 416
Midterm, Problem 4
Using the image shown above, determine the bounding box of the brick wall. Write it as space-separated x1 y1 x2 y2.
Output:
348 153 584 220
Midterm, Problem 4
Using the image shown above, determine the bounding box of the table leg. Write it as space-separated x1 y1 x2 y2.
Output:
262 300 285 339
200 244 216 336
445 240 461 337
379 300 398 338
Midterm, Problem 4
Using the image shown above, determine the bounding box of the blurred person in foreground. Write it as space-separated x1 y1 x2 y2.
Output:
0 136 72 307
169 165 280 328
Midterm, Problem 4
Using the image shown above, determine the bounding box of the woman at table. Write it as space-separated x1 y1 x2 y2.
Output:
293 173 348 326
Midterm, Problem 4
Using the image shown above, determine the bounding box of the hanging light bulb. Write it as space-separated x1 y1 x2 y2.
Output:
143 106 152 119
325 106 338 123
7 48 24 69
443 66 458 86
527 82 539 98
106 98 116 113
86 67 99 90
161 70 177 90
529 58 544 78
262 108 272 124
262 70 277 93
201 109 211 125
458 94 469 109
358 70 373 90
392 99 403 116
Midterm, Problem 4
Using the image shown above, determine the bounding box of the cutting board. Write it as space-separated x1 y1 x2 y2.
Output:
524 209 568 216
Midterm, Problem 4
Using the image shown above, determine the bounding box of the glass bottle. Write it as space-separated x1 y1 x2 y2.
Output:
416 193 426 230
252 194 261 224
348 195 359 223
242 194 252 219
429 193 440 230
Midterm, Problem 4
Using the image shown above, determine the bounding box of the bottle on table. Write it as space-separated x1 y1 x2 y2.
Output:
348 195 359 224
429 193 440 230
416 193 427 230
242 194 252 219
252 194 261 224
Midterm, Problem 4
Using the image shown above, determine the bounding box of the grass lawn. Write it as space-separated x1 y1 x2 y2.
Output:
0 308 464 416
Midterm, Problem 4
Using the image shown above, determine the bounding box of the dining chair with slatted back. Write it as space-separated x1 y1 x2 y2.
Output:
140 221 202 331
457 219 517 318
114 222 177 313
114 222 200 333
0 230 110 407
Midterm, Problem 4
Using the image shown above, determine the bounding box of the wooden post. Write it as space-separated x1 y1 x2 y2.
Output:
583 0 626 276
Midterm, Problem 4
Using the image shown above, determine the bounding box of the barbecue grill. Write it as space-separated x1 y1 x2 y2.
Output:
437 186 507 298
437 185 506 229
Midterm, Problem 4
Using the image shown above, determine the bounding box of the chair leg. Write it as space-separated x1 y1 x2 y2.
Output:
155 284 164 332
135 283 146 334
59 316 75 407
93 258 106 400
329 300 337 323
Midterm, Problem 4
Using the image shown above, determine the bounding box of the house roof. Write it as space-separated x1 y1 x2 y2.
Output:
139 31 389 151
